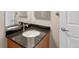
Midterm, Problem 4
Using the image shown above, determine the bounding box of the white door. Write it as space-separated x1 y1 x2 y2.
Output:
60 11 79 48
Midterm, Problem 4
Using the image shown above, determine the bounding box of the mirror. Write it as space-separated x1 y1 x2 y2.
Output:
5 11 28 27
5 11 29 32
34 11 51 20
18 11 27 18
5 11 15 27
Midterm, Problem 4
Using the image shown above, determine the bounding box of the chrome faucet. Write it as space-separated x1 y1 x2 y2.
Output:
19 22 28 31
18 22 23 29
23 23 28 31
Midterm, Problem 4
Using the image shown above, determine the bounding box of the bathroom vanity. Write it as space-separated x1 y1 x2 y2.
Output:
6 24 50 48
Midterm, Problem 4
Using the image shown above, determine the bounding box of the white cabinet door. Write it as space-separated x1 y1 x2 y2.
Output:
60 11 79 48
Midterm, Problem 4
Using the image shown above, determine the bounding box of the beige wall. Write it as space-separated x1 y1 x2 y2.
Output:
16 11 59 48
0 11 6 48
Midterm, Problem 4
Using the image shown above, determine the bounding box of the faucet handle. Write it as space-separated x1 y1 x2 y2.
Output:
26 24 28 27
19 22 23 25
23 23 28 27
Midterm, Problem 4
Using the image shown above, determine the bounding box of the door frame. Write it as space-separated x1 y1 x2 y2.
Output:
59 11 68 48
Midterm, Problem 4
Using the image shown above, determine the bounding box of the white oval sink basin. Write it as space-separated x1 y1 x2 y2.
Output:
22 30 40 38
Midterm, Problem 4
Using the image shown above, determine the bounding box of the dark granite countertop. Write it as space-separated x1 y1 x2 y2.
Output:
6 24 50 48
